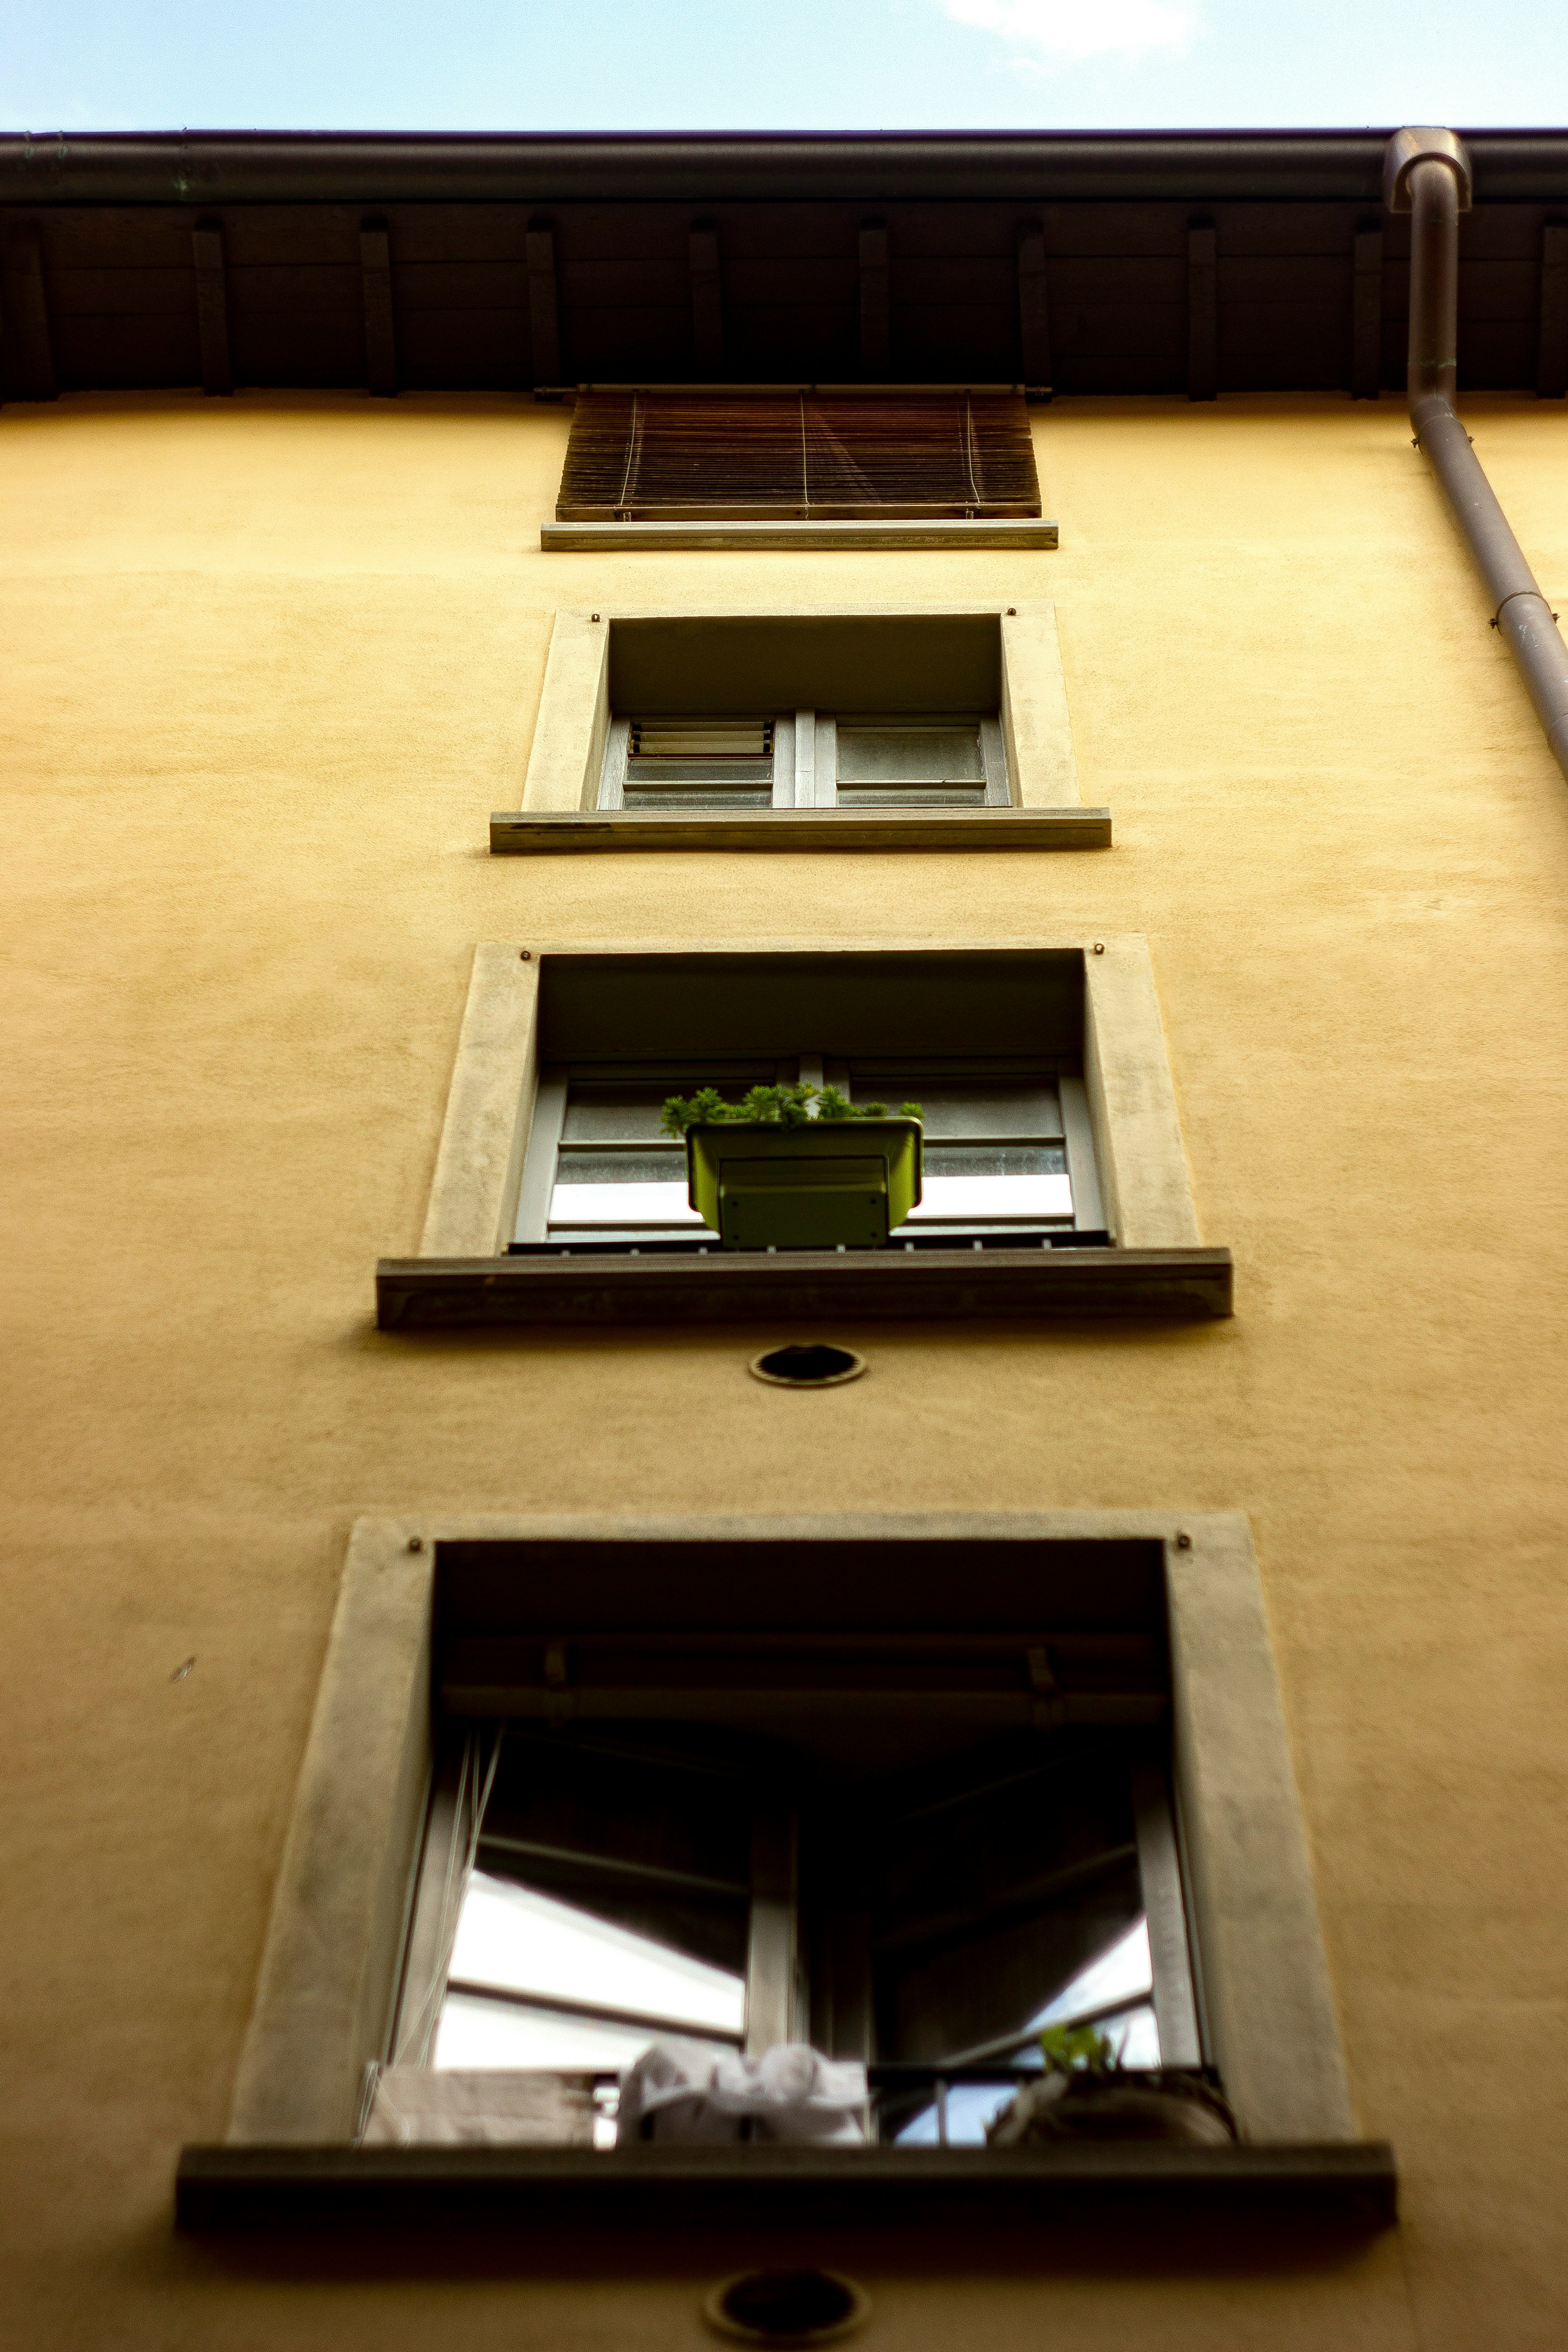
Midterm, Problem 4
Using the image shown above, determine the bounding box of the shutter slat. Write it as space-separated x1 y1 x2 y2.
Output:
557 392 1040 520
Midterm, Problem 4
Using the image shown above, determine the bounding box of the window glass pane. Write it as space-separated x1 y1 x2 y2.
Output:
477 1728 755 1974
893 1918 1162 2148
836 726 983 782
872 1082 1064 1141
624 786 773 809
434 1729 755 2077
871 1733 1146 2067
1033 1916 1154 2033
435 1989 685 2073
549 1146 703 1230
835 785 987 808
448 1870 746 2035
903 1143 1072 1225
560 1080 775 1142
562 1089 680 1143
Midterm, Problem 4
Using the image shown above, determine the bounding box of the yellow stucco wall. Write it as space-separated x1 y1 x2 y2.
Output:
3 388 1567 2349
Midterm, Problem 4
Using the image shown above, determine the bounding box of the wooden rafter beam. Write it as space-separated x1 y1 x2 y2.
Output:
191 217 232 396
1538 221 1568 399
1017 219 1052 396
1 223 56 401
526 219 562 386
1352 223 1383 400
859 220 889 376
689 221 723 370
1187 219 1217 402
359 216 397 397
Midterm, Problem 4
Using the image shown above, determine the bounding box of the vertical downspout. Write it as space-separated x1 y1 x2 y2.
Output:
1387 127 1568 780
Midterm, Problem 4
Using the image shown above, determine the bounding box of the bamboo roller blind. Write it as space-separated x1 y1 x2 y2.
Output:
557 391 1042 521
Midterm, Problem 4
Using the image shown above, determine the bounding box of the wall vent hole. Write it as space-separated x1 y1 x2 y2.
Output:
749 1343 866 1388
705 2267 870 2346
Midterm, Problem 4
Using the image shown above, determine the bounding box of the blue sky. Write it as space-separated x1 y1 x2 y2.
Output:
4 0 1566 134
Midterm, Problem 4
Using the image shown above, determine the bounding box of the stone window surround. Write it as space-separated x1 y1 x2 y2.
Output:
415 934 1203 1263
225 1511 1357 2151
509 601 1083 818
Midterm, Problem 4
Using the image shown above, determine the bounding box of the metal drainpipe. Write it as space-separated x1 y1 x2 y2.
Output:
1387 127 1568 780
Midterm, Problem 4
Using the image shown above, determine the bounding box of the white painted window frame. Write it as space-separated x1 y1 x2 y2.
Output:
514 1055 1104 1246
598 710 1010 811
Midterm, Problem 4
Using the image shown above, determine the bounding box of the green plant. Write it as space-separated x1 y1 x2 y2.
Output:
659 1083 921 1138
1039 2023 1122 2077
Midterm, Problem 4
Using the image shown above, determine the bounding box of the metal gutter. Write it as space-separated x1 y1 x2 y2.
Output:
8 127 1568 207
1391 128 1568 781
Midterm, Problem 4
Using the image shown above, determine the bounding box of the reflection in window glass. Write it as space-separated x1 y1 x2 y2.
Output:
903 1143 1072 1226
432 1728 754 2083
549 1147 703 1231
436 1872 746 2073
450 1872 747 2030
837 726 984 782
894 1915 1159 2145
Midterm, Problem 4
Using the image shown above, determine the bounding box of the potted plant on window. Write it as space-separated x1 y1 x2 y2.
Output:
660 1083 923 1250
984 2024 1237 2147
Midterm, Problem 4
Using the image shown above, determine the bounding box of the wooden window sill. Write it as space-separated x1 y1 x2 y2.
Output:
540 518 1059 552
176 2139 1396 2236
375 1247 1234 1330
489 807 1111 855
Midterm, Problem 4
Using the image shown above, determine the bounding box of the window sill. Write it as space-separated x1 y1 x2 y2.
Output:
490 808 1111 854
176 2140 1396 2236
540 518 1059 552
375 1246 1234 1330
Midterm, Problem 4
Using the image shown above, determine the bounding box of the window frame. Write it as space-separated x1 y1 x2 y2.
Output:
216 1511 1359 2154
491 602 1106 853
597 710 1011 812
390 1691 1200 2113
514 1053 1105 1249
411 936 1197 1267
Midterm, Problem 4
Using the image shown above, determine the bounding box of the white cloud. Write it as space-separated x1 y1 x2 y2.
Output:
944 0 1196 61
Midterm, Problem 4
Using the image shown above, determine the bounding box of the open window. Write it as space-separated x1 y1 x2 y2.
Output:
188 1514 1382 2230
381 1567 1201 2151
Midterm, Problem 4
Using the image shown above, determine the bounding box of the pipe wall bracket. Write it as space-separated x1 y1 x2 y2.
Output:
1383 127 1472 214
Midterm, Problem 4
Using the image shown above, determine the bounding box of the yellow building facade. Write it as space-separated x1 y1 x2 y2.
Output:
4 127 1568 2350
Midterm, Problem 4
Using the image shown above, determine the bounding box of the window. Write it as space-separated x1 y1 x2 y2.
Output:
556 391 1043 523
203 1513 1370 2217
387 1612 1199 2151
499 603 1098 842
513 1052 1103 1251
598 712 1009 811
385 941 1232 1327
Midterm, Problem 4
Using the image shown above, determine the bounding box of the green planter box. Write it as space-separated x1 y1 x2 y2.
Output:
686 1119 923 1250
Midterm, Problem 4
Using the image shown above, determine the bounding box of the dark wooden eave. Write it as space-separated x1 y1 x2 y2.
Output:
5 130 1568 399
